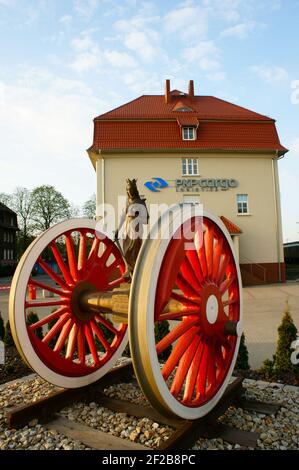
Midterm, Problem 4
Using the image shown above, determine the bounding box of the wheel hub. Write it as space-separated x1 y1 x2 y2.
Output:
71 281 97 322
200 284 223 337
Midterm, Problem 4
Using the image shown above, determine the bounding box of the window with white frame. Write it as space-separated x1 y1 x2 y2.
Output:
182 158 199 176
237 194 249 214
182 127 196 140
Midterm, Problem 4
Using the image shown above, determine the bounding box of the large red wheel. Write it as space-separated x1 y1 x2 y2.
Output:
129 205 242 419
9 219 128 388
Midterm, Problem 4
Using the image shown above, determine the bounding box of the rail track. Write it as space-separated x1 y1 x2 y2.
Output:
5 361 281 451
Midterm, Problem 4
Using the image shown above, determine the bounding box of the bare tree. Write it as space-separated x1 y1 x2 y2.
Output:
82 193 96 219
30 185 71 232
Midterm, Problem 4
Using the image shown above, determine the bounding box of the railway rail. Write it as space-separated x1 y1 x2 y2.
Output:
5 362 281 451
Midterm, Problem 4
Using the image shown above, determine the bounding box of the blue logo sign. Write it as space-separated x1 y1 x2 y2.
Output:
144 177 169 192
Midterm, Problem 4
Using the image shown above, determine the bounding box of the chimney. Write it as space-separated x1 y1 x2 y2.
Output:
188 80 195 98
165 79 170 103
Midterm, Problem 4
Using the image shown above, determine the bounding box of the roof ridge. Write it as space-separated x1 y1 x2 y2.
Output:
205 95 273 121
95 94 145 120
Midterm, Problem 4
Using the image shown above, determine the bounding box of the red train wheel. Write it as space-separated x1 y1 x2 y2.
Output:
129 206 242 419
9 219 128 388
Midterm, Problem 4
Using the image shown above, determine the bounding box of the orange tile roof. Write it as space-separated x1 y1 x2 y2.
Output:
90 88 287 155
220 216 242 234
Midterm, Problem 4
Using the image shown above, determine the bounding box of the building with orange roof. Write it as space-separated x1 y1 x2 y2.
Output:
87 80 287 285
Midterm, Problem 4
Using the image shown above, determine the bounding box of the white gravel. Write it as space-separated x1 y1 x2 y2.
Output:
0 364 298 450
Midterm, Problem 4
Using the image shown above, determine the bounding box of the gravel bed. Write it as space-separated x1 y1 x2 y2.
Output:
0 364 298 450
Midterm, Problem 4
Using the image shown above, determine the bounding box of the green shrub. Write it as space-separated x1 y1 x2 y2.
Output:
235 333 250 370
0 311 5 341
155 320 172 362
3 321 14 347
275 301 298 373
260 358 275 380
26 311 43 340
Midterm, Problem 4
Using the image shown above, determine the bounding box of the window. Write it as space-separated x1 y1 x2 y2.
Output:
237 194 249 214
182 158 199 176
182 127 196 140
3 232 6 242
10 249 13 260
3 249 6 260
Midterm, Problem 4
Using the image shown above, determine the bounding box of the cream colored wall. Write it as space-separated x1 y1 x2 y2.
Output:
95 152 284 265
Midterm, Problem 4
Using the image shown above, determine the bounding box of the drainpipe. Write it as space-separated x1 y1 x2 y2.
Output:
96 150 105 219
272 150 283 282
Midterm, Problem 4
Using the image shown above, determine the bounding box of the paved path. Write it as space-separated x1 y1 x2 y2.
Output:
243 283 299 368
1 277 299 369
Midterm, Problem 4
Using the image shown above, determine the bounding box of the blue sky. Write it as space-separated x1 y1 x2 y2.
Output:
0 0 298 241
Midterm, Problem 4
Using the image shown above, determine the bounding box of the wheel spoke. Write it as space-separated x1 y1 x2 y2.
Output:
215 341 225 373
186 249 204 284
27 306 68 331
66 323 78 360
170 292 201 309
180 257 202 294
196 343 209 399
53 318 74 353
170 335 200 398
197 234 208 279
77 232 87 272
95 315 119 335
156 318 199 355
161 326 200 380
25 299 67 309
216 254 230 284
28 278 69 297
90 319 111 351
206 340 216 393
42 312 71 344
222 298 237 308
183 340 205 403
84 323 100 365
176 273 200 299
105 257 121 275
99 243 114 266
158 311 199 321
108 275 126 289
65 233 78 282
38 258 69 290
77 326 85 365
212 238 223 281
220 274 236 295
205 225 214 278
50 242 74 286
87 238 100 265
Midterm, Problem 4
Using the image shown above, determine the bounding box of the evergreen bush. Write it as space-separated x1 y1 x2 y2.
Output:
0 311 5 341
26 311 43 340
3 321 14 347
235 333 250 370
275 301 298 373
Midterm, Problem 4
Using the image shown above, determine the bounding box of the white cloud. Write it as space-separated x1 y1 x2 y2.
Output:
124 30 160 61
182 40 221 72
104 50 137 68
164 3 208 41
70 51 101 73
251 65 288 83
207 71 226 81
0 69 108 205
220 21 259 39
202 0 240 21
59 14 73 26
74 0 100 17
71 35 95 51
183 40 218 62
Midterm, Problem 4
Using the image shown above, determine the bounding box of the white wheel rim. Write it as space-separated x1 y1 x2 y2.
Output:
129 205 243 419
9 218 128 388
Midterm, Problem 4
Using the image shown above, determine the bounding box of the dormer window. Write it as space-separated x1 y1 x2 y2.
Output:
182 126 196 140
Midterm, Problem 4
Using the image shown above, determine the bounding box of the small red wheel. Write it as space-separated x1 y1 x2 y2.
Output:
9 219 128 388
129 206 242 419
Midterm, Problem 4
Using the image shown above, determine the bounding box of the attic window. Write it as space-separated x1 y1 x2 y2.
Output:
177 106 193 112
182 127 196 140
